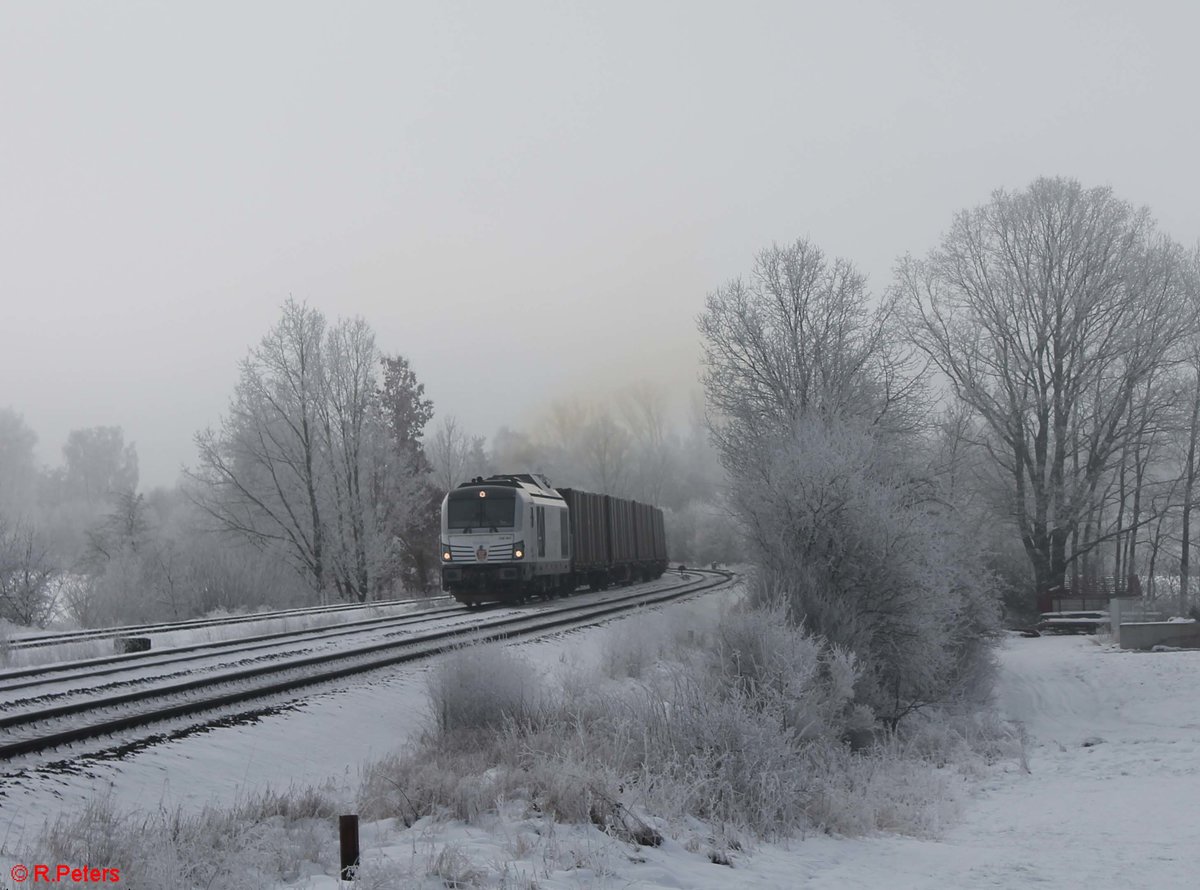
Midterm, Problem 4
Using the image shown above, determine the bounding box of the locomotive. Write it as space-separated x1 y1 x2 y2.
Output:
439 473 669 606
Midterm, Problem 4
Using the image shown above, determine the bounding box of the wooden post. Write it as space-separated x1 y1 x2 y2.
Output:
339 814 359 881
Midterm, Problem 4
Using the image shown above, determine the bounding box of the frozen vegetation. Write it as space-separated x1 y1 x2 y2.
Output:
9 599 1022 888
2 175 1200 887
14 608 1200 888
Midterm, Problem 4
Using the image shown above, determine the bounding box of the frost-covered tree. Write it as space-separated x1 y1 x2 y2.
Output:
700 238 921 469
83 489 150 568
319 318 394 601
189 300 432 600
702 239 994 725
191 299 330 594
583 406 631 497
427 416 478 494
0 408 38 515
618 382 674 505
61 426 138 505
378 352 437 593
899 177 1198 602
0 516 58 627
734 418 997 723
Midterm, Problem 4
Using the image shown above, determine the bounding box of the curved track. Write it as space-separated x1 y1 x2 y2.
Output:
0 571 733 765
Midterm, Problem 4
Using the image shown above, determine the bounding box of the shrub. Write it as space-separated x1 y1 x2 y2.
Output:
733 417 1000 725
425 644 543 743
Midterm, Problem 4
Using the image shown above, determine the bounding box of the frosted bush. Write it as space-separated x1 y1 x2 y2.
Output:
733 417 1000 725
36 789 341 890
426 643 543 742
710 600 860 742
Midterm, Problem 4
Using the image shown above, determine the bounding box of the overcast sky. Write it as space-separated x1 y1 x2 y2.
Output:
2 1 1197 488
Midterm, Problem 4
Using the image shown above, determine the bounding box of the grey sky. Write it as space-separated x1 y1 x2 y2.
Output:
2 1 1197 488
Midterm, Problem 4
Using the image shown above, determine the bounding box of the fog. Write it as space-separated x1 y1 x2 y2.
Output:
2 1 1197 488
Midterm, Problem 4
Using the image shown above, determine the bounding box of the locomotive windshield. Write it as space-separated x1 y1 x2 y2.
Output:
446 490 516 530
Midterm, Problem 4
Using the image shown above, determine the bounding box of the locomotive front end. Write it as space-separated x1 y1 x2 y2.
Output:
440 482 533 605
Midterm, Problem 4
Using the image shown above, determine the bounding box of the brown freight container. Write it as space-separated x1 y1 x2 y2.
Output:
559 488 609 571
632 501 652 561
651 508 667 563
562 488 667 579
605 495 636 564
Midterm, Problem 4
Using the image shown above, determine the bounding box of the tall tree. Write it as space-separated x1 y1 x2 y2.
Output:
190 299 330 594
899 177 1198 603
378 353 436 592
1171 246 1200 613
319 317 389 601
0 408 38 514
583 407 631 496
619 382 674 504
62 426 138 504
699 237 919 472
191 304 434 600
700 238 993 724
0 516 58 627
427 416 473 494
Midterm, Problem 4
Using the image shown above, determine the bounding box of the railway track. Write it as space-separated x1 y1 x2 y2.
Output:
0 601 472 695
0 570 733 765
4 594 450 651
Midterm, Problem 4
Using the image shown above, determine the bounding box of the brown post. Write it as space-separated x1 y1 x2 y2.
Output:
339 814 360 880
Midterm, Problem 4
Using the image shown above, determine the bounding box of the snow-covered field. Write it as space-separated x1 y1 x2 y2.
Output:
5 607 1200 888
264 632 1200 889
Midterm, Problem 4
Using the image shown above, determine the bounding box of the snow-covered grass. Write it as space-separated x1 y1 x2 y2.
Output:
9 599 1022 888
31 786 342 890
355 604 1013 845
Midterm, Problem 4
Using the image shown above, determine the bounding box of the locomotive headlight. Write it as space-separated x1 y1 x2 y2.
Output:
442 545 452 561
513 542 525 560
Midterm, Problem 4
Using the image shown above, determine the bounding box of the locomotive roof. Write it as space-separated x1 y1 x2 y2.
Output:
456 474 564 500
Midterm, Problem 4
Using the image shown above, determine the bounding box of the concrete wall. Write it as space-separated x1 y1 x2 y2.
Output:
1118 622 1200 651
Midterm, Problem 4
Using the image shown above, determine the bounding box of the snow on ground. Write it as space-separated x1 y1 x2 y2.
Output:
291 633 1200 889
6 605 1200 888
0 590 728 847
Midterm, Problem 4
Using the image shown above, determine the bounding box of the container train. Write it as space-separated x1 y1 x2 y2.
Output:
439 473 669 606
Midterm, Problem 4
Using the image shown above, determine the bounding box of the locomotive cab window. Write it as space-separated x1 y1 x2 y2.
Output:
446 490 516 530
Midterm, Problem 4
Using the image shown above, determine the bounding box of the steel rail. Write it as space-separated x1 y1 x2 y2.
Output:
0 603 470 694
5 595 451 650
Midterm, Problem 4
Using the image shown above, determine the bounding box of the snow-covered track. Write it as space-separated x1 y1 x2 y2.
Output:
0 602 469 694
0 571 732 764
5 594 451 650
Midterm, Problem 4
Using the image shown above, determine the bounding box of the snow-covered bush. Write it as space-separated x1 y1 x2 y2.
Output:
425 644 543 741
360 608 998 841
709 600 861 742
733 417 999 726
